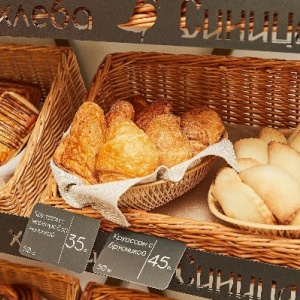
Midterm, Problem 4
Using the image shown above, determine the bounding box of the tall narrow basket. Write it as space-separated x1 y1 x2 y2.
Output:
0 44 86 217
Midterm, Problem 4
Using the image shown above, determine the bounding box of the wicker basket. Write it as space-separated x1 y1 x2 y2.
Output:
0 44 86 217
81 282 175 299
42 51 300 270
0 259 81 300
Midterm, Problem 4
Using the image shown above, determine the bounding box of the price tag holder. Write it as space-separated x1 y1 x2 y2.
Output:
19 203 99 273
93 228 186 290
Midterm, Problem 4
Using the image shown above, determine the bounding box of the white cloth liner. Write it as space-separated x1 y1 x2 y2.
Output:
0 149 25 187
50 138 239 227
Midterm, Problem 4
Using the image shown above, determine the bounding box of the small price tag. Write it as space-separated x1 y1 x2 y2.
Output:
19 203 99 273
93 228 186 290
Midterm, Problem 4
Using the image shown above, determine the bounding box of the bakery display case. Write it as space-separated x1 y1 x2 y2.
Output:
1 1 300 299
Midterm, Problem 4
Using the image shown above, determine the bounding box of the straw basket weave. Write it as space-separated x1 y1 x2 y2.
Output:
81 282 175 300
43 51 300 270
0 259 81 300
0 44 86 217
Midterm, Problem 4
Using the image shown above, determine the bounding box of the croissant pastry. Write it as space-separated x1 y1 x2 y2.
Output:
135 99 172 131
53 102 106 184
105 99 135 127
95 118 159 182
145 114 192 167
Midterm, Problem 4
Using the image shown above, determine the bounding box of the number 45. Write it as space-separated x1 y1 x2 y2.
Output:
147 255 171 270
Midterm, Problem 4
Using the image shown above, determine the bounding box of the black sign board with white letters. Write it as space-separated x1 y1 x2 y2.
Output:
93 228 187 290
19 203 99 273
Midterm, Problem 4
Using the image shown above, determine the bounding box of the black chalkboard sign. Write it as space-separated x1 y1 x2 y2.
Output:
19 203 99 273
93 228 186 290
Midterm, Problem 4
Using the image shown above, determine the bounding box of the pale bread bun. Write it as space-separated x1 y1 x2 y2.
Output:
211 180 276 224
214 166 241 186
287 124 300 144
288 131 300 153
268 141 300 185
239 165 300 224
234 138 268 165
290 209 300 225
237 158 261 172
258 127 287 144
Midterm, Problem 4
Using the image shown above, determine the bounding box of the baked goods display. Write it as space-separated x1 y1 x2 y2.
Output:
53 96 225 183
0 91 40 166
209 125 300 228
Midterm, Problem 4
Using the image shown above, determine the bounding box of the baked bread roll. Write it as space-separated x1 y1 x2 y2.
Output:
239 165 300 224
288 130 300 153
211 180 276 224
105 99 135 127
287 124 300 144
95 118 159 182
135 100 172 131
237 157 261 172
53 102 107 184
0 91 39 166
180 106 225 155
234 138 268 165
214 166 242 185
268 141 300 185
145 114 192 168
258 127 287 144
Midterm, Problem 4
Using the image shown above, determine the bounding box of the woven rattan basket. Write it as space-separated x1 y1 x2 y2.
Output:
0 44 86 217
0 259 81 300
81 282 174 300
42 51 300 270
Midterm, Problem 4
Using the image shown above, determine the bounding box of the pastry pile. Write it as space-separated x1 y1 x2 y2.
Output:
211 125 300 225
53 96 225 184
0 91 40 166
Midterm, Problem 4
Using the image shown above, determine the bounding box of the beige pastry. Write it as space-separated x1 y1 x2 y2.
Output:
211 180 276 224
290 209 300 225
237 158 261 172
234 138 268 165
53 102 107 184
268 141 300 185
214 166 242 186
287 123 300 144
96 118 159 182
239 165 300 224
288 130 300 153
258 127 287 144
145 113 192 167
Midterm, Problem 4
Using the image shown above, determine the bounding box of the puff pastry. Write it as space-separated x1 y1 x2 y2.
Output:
96 118 159 182
53 102 106 184
0 91 39 166
180 106 225 155
145 113 192 167
135 99 172 131
105 99 135 127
